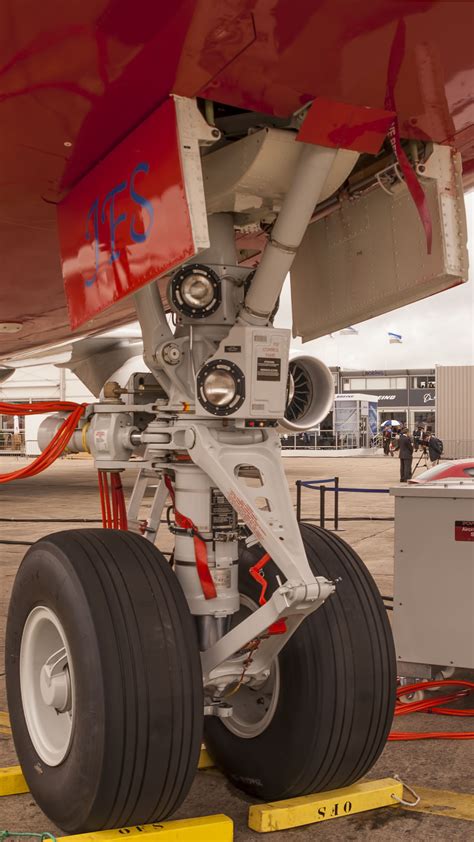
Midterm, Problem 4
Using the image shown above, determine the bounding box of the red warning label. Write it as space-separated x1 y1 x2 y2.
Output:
454 521 474 541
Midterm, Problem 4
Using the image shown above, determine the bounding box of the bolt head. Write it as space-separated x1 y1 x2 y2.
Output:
162 343 181 365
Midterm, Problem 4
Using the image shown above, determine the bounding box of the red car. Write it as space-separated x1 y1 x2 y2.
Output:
410 459 474 484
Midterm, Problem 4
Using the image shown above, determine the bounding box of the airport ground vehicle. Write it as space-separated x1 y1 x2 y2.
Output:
410 459 474 484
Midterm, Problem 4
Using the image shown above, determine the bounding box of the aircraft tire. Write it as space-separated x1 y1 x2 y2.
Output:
204 522 396 800
6 529 203 832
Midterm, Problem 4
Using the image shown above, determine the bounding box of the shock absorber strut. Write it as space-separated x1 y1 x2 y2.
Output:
168 463 240 649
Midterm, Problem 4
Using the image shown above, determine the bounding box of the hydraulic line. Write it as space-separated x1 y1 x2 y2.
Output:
0 402 87 483
0 517 102 523
98 470 128 530
390 679 474 741
242 143 338 321
0 401 129 530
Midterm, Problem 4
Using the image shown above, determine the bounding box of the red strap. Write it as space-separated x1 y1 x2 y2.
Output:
249 553 287 635
385 19 432 254
249 553 271 605
267 619 288 635
191 532 217 601
165 475 217 600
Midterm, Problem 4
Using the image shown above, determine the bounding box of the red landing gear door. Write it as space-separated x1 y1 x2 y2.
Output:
58 97 212 330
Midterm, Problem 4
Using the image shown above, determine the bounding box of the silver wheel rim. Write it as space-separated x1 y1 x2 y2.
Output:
223 595 280 739
20 606 75 766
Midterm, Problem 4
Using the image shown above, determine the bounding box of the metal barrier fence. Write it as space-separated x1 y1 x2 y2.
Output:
295 478 394 610
295 477 392 530
282 431 361 451
0 431 25 454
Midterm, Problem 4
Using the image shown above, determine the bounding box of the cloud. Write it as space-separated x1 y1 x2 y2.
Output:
275 193 474 369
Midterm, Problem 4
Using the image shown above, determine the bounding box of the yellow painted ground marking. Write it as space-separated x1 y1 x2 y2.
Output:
0 765 29 796
248 777 403 832
405 787 474 822
198 747 214 769
61 815 233 841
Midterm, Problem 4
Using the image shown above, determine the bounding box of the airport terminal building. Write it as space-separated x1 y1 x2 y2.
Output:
332 368 437 431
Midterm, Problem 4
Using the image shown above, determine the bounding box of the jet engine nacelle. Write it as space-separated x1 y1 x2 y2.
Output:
280 356 334 432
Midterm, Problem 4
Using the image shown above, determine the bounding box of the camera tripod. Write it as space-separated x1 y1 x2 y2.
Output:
412 446 430 477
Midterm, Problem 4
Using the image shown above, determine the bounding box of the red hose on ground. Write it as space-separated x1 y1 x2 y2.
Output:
390 679 474 741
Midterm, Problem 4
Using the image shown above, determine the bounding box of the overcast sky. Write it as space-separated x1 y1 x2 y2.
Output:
274 192 474 371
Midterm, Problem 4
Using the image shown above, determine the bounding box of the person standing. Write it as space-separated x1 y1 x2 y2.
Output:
382 425 392 455
396 427 414 482
424 433 443 465
413 423 425 452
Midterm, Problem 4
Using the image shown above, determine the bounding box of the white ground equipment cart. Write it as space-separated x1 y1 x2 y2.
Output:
391 482 474 680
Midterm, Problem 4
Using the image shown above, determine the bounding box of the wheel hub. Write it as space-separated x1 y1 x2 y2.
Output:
39 647 71 713
222 664 280 739
20 606 75 766
221 595 280 739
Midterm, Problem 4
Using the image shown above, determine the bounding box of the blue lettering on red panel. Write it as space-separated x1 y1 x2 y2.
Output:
84 161 154 287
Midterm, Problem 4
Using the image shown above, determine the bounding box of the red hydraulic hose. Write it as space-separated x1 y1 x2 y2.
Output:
0 401 130 531
111 471 128 530
0 402 87 483
98 470 128 530
97 470 108 527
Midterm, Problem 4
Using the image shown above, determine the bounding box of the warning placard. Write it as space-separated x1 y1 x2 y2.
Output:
454 521 474 541
257 357 281 381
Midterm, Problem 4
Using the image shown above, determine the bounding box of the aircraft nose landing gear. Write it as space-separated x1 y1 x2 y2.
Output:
6 132 396 832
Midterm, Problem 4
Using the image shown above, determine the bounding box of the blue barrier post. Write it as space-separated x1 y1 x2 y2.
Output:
334 476 339 530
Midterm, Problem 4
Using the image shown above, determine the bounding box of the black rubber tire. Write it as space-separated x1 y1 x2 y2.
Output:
6 529 203 833
205 523 396 800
